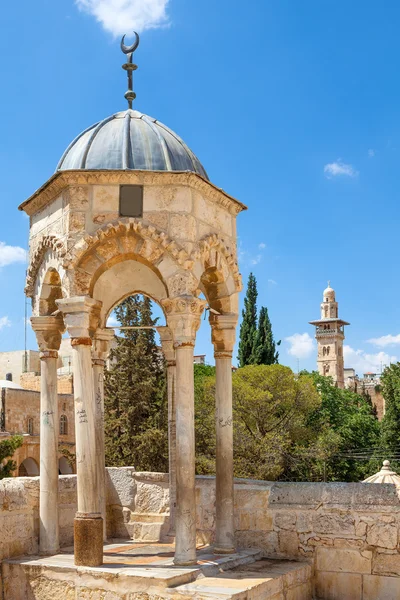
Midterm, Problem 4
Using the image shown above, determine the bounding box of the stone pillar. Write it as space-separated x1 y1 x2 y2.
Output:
57 296 103 567
93 328 115 541
162 296 206 566
31 315 64 556
158 326 176 536
210 313 238 554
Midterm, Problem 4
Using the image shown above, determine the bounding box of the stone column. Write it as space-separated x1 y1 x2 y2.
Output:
162 296 206 566
93 328 115 541
31 315 64 556
210 313 238 554
158 326 176 536
57 296 103 567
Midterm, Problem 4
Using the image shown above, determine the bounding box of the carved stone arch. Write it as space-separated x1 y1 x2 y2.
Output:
192 234 242 314
25 235 66 298
63 218 197 297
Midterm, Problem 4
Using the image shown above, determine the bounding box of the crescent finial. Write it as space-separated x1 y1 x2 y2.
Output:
121 32 140 55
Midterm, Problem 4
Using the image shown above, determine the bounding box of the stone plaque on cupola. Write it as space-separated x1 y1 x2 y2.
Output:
20 33 246 568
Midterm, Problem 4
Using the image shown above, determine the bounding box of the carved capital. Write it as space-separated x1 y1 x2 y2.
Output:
57 296 102 341
157 326 175 363
209 313 238 355
161 296 206 347
92 328 115 361
31 315 64 352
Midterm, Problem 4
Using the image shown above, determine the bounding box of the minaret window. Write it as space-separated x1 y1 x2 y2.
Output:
324 306 328 317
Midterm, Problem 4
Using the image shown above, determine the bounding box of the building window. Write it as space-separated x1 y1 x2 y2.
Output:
60 414 68 436
119 185 143 217
27 418 34 435
327 346 330 355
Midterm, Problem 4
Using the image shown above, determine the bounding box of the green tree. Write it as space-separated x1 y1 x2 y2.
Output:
381 363 400 450
0 435 23 478
251 306 281 365
238 273 258 367
104 295 168 471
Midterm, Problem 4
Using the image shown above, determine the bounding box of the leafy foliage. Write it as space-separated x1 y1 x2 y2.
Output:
381 363 400 450
0 435 23 478
104 295 168 471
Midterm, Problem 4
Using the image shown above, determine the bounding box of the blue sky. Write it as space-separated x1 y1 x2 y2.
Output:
1 0 400 374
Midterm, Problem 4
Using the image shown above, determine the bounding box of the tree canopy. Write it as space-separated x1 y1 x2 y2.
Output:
104 295 168 471
0 435 23 479
238 273 258 367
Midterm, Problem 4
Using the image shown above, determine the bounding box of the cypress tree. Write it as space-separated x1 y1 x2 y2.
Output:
104 295 168 471
251 306 280 365
238 273 258 367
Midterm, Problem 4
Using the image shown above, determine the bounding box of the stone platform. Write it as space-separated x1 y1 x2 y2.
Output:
2 542 312 600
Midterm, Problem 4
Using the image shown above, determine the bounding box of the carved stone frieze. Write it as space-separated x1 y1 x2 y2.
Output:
31 315 65 352
19 170 247 218
209 313 238 355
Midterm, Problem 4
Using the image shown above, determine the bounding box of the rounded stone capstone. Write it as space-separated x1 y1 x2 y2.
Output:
57 109 208 179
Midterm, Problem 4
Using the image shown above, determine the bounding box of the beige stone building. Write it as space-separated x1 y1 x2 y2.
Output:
310 282 350 388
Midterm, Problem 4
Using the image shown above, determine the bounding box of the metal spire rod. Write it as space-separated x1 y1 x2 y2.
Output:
121 32 140 109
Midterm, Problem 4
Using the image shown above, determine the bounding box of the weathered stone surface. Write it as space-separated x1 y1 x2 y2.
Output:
314 571 362 600
106 468 137 511
316 547 372 574
74 516 103 567
92 185 119 212
274 512 297 531
373 551 400 576
366 521 397 549
313 513 355 535
363 574 400 600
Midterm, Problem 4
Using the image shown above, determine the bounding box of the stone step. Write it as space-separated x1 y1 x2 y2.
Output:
2 544 312 600
171 559 312 600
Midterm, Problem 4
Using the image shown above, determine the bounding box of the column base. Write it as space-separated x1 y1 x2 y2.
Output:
213 545 236 554
173 557 198 566
74 513 103 567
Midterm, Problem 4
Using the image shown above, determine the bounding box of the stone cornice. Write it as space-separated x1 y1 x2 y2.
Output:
18 170 248 217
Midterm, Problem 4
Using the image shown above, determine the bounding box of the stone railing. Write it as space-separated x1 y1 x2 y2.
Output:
0 470 399 599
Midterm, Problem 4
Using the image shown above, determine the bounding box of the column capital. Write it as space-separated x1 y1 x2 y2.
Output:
209 313 238 356
31 315 64 352
57 296 102 342
92 327 115 362
161 296 206 347
157 326 175 363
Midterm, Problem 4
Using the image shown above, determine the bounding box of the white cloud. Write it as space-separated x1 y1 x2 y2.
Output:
368 334 400 348
343 345 397 376
75 0 170 36
285 333 315 359
258 243 266 249
250 254 262 266
0 242 26 268
368 149 375 158
268 279 277 286
0 317 11 331
324 159 358 178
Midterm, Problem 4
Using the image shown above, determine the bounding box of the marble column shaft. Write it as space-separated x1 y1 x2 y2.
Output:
210 313 238 554
162 296 206 566
93 328 115 541
57 297 103 567
31 315 63 557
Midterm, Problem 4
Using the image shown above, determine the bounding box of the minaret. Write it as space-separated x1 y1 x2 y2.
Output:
309 282 350 388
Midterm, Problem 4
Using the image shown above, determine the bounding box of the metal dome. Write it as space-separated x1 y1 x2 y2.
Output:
56 109 208 179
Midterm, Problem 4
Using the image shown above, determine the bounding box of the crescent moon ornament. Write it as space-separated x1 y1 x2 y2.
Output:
121 32 140 55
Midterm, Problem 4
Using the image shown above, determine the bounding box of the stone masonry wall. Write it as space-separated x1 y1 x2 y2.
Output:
0 471 400 599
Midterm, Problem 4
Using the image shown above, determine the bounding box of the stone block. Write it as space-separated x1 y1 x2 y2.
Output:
144 185 192 213
315 547 372 574
69 211 86 232
373 551 400 576
169 213 196 242
313 512 355 535
279 531 300 557
144 211 169 231
314 571 362 600
92 185 119 212
286 582 312 600
134 481 169 514
235 486 270 510
274 512 297 531
269 483 325 508
193 191 233 237
366 521 397 549
92 212 119 225
106 468 137 511
296 513 312 533
363 574 400 600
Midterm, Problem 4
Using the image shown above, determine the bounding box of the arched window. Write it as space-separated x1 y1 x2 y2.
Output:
27 418 34 435
323 347 326 356
324 306 328 317
60 414 68 436
327 346 330 355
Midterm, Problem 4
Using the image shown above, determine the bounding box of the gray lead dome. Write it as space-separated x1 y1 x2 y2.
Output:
57 109 208 180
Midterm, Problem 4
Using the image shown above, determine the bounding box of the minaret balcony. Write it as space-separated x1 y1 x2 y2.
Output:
315 327 344 336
